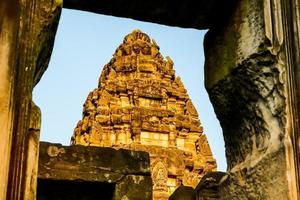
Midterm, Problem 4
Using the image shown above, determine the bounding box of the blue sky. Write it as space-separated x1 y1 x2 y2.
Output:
33 9 227 171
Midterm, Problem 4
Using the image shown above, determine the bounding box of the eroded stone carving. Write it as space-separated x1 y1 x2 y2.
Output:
152 160 168 199
71 29 216 199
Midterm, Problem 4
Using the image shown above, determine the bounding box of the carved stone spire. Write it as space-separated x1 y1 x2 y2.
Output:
71 29 216 199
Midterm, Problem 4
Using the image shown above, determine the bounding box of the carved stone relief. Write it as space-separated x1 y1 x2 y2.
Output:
71 30 216 199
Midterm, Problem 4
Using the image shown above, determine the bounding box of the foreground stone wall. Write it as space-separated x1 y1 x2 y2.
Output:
204 0 298 199
0 1 19 199
0 1 61 199
38 142 152 200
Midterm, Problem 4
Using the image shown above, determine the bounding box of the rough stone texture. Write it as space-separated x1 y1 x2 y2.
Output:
38 142 152 200
71 30 216 199
194 172 226 200
23 102 41 199
208 51 285 169
39 142 150 180
169 186 194 200
170 172 226 200
114 175 152 200
203 0 297 199
63 0 237 29
0 1 19 199
0 0 61 199
280 0 300 196
218 150 289 200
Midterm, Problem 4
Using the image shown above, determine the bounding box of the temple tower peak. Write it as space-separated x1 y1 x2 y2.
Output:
71 30 216 199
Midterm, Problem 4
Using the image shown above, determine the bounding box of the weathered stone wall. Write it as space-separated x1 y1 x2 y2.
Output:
38 142 152 200
281 0 300 195
0 1 19 199
203 0 297 199
193 172 226 200
0 1 61 199
169 172 227 200
23 102 41 199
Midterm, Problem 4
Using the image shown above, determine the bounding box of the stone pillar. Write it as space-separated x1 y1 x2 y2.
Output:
204 0 298 199
0 0 61 199
23 102 41 200
0 1 19 199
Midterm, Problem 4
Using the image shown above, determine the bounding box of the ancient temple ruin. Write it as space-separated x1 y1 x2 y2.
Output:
2 0 299 199
71 29 216 199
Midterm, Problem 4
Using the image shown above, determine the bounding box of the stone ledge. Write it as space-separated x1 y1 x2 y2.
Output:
38 142 151 182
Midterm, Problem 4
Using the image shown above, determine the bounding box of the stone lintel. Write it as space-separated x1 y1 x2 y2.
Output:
38 142 151 183
63 0 237 29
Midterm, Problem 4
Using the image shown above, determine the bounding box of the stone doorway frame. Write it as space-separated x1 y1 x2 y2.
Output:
0 0 299 199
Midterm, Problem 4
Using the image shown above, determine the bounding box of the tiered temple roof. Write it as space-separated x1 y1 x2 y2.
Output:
71 30 216 199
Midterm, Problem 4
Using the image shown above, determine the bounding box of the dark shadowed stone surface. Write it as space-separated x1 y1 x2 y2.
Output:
169 186 194 200
63 0 237 29
194 172 226 200
37 179 115 200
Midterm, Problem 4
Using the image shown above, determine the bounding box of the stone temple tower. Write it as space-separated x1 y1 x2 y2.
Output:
71 30 217 199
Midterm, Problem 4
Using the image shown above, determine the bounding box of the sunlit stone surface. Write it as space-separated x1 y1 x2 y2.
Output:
71 30 216 199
